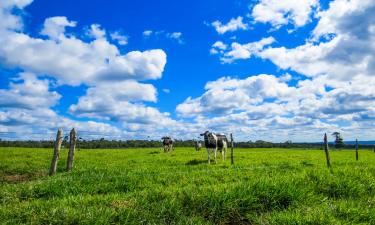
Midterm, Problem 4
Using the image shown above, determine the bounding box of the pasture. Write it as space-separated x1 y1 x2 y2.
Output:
1 147 375 224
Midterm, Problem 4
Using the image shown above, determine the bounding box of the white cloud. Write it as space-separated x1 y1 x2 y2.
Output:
0 30 167 86
176 73 375 141
258 0 375 82
110 31 128 45
214 37 275 63
251 0 319 28
88 24 106 39
0 72 60 110
166 32 183 44
211 16 248 34
0 0 32 30
210 41 227 55
313 0 375 38
143 30 184 44
70 95 176 131
177 74 296 117
0 0 178 140
41 16 76 40
0 73 122 140
143 30 153 37
0 2 167 86
200 0 375 141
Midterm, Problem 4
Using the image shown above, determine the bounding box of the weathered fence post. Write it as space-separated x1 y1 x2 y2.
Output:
324 133 331 167
230 133 234 165
66 128 77 171
49 129 63 176
355 139 359 161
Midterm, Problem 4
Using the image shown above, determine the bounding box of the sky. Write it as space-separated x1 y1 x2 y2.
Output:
0 0 375 142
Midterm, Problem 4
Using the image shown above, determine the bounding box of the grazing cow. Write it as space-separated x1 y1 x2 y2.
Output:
161 136 173 152
194 141 202 151
200 131 228 164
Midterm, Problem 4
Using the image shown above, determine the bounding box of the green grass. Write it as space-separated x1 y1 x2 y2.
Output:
1 147 374 224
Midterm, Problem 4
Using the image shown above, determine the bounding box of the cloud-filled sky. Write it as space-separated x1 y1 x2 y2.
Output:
0 0 375 142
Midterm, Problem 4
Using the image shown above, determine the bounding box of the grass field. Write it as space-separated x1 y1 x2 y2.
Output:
1 147 375 224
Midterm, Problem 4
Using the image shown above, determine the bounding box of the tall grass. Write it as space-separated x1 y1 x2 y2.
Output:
1 147 374 224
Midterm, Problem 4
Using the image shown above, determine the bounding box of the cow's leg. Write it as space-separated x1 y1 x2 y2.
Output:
222 148 225 161
207 148 211 164
214 147 217 164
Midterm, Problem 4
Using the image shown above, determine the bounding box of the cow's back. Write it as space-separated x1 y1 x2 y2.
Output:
216 134 228 149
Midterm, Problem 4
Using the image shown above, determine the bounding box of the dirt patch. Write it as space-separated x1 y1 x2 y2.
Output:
111 199 135 209
1 172 45 184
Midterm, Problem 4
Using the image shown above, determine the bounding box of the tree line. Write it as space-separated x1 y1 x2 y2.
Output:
0 138 373 149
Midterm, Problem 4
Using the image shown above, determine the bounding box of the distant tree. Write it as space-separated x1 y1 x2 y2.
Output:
332 132 345 149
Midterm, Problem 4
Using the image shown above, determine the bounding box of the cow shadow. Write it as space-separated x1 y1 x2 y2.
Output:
185 159 207 166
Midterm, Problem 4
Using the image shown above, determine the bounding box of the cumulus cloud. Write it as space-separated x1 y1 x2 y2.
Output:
0 2 167 86
0 29 167 86
0 0 178 140
200 0 375 140
0 72 60 110
68 80 182 135
210 41 227 55
176 73 375 141
0 0 32 30
258 0 375 82
211 16 248 34
212 37 275 63
177 74 296 117
251 0 319 28
0 73 122 140
40 16 77 40
88 24 106 39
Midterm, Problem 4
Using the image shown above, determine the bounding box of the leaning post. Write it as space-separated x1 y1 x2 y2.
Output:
355 139 359 161
66 128 77 171
324 133 331 168
230 133 234 165
49 129 63 176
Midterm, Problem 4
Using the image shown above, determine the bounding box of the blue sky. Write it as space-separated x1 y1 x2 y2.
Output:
1 0 375 141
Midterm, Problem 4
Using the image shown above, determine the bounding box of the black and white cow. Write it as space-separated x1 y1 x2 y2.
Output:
200 131 228 164
161 136 173 152
194 141 202 151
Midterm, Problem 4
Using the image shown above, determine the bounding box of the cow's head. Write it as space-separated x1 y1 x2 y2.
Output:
200 131 210 136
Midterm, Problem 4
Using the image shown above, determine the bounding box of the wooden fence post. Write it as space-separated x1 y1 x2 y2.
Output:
66 128 77 171
355 139 359 161
49 129 63 176
324 133 331 168
230 133 234 165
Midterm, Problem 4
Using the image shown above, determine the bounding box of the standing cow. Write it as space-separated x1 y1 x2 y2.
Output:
194 141 202 151
161 136 173 152
200 131 228 164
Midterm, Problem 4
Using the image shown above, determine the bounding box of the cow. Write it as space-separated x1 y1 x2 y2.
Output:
161 136 173 152
194 141 202 151
200 131 228 164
